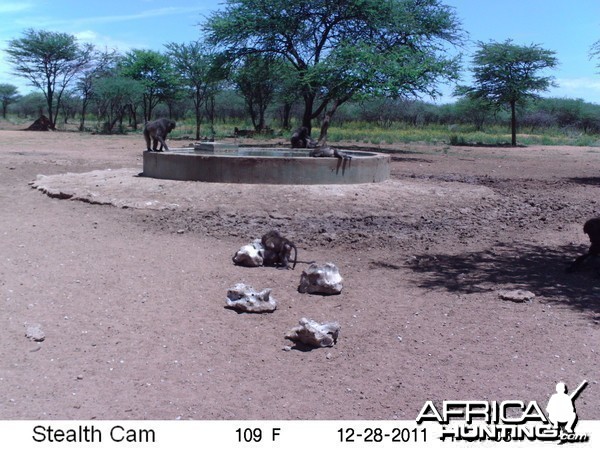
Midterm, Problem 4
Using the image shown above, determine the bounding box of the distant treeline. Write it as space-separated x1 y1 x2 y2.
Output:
332 97 600 135
6 90 600 136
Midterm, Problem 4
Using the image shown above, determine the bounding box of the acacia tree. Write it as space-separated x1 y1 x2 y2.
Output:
452 97 494 131
5 29 94 129
93 76 144 133
12 92 46 118
233 54 283 131
591 39 600 69
118 49 178 122
58 90 80 124
0 84 20 118
203 0 464 144
76 49 118 131
276 64 302 129
456 40 558 146
165 41 225 139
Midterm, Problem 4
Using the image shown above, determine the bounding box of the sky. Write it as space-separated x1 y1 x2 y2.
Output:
1 0 600 104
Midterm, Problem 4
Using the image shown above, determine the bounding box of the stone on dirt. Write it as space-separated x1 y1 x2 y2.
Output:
298 262 343 295
498 289 535 303
285 318 340 348
232 239 264 267
25 324 45 342
226 283 277 313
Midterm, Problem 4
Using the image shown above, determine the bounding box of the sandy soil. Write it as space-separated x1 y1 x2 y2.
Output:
0 125 598 420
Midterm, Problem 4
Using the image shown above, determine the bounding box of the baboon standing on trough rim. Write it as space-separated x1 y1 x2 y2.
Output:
143 118 176 152
261 230 298 269
566 217 600 272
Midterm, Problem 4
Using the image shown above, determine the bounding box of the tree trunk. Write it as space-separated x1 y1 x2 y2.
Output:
129 105 139 130
143 94 152 122
109 115 120 133
79 100 88 131
317 99 341 147
45 76 53 129
205 95 215 137
510 100 517 146
257 101 267 132
194 87 204 140
281 102 292 129
302 94 315 133
248 98 258 130
194 100 202 140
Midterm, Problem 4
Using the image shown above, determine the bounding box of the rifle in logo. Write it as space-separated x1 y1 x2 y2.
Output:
546 380 587 434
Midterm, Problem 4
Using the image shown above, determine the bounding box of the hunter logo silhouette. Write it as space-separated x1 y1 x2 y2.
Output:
545 380 587 434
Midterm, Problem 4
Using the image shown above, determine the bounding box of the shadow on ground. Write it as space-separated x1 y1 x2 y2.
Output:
568 176 600 187
405 242 599 317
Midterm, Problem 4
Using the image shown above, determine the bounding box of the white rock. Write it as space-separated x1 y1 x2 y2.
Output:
298 262 343 295
226 283 277 313
25 324 45 342
232 239 264 267
498 289 535 303
285 317 340 348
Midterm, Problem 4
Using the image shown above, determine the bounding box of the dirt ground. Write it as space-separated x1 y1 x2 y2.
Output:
0 125 598 421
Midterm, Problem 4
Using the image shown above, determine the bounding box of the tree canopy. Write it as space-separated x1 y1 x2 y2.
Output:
5 29 93 129
0 84 21 119
590 39 600 71
76 49 118 131
118 49 179 122
233 54 283 132
165 41 226 139
93 76 144 133
456 40 558 146
203 0 464 143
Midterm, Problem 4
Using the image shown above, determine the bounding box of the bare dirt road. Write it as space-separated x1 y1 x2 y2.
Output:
1 126 598 420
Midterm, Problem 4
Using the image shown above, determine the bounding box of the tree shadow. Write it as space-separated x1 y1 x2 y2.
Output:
567 177 600 187
406 242 599 317
390 156 435 163
336 145 423 156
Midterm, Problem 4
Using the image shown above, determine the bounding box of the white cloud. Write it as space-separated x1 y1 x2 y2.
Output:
551 77 600 103
13 6 203 29
76 6 200 26
73 30 99 42
73 30 139 53
556 77 600 91
0 3 33 14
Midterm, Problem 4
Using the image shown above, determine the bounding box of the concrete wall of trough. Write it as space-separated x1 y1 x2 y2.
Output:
142 149 390 185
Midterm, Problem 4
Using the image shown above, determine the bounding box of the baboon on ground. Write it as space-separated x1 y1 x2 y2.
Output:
309 146 352 160
261 230 298 270
234 127 255 138
143 118 176 152
566 217 600 272
290 126 317 148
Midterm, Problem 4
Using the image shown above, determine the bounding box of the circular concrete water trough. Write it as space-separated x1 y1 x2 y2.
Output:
142 146 390 184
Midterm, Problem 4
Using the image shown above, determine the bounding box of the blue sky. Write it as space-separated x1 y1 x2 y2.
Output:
1 0 600 104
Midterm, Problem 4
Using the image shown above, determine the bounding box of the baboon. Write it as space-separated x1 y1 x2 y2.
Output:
234 127 255 138
261 230 298 269
566 217 600 272
291 126 317 149
309 146 352 160
143 118 176 152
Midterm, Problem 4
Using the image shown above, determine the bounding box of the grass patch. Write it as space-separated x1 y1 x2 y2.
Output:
327 122 600 147
5 116 600 147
